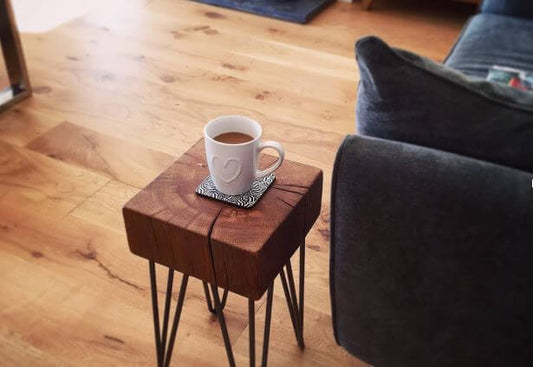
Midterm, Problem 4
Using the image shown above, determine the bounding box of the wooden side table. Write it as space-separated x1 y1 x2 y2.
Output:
123 139 323 367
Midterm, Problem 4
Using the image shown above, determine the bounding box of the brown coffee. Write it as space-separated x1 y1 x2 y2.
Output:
214 132 254 144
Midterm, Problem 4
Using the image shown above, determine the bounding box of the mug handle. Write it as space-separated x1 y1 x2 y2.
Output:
255 141 285 179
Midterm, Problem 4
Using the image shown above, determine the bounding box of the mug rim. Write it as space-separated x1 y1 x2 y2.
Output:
204 115 262 147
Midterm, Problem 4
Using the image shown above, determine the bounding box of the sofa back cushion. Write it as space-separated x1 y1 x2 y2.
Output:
356 36 533 173
444 14 533 78
481 0 533 20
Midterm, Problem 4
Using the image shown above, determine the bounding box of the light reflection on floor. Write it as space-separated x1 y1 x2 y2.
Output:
12 0 120 33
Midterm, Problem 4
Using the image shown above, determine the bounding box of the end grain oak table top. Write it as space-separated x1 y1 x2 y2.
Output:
123 139 323 300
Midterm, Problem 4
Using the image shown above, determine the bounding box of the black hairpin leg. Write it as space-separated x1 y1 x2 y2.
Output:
299 242 305 339
149 261 163 367
205 280 275 367
148 243 298 367
279 243 305 349
261 284 274 367
206 280 274 367
148 261 189 367
203 281 229 314
249 298 255 367
249 282 274 367
161 269 174 358
210 282 236 367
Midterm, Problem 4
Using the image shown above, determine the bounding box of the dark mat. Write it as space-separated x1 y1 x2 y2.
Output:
192 0 334 24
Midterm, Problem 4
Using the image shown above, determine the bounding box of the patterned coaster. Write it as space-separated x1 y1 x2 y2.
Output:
196 174 275 208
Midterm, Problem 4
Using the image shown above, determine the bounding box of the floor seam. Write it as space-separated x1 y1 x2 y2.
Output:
64 178 112 217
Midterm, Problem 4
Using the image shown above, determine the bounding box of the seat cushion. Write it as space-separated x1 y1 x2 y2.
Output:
445 14 533 78
355 36 533 173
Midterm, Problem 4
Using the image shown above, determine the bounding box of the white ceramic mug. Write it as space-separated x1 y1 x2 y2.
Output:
204 115 284 195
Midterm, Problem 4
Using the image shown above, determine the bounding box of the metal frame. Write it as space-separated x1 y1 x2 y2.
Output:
149 263 189 367
0 0 32 112
202 281 229 314
280 244 305 349
147 242 305 366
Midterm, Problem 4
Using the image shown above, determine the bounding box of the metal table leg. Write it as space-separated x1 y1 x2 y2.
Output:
210 282 236 367
261 284 274 367
203 281 229 314
249 299 255 367
279 243 305 349
147 242 300 367
251 283 274 367
299 242 305 340
148 261 189 367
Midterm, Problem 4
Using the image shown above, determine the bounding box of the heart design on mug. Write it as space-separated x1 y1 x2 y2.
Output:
211 156 242 183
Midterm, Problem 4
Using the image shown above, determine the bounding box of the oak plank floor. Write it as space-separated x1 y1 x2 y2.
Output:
0 0 472 365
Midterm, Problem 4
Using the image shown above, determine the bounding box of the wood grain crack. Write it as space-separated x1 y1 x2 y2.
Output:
271 186 304 195
317 227 330 241
278 197 295 208
76 244 144 291
150 206 167 217
206 208 224 286
104 335 125 344
275 183 310 190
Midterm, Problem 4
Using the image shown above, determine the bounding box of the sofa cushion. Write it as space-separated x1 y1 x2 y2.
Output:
445 14 533 77
331 135 533 367
481 0 533 20
355 36 533 173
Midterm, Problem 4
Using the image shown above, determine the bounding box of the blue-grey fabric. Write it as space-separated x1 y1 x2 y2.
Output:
481 0 533 19
356 36 533 173
445 14 533 77
330 134 533 367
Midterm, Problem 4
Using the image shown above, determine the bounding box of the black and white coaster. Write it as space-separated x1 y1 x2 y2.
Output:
195 174 275 209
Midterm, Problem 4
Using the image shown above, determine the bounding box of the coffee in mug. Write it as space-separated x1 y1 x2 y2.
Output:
213 132 254 144
204 115 284 195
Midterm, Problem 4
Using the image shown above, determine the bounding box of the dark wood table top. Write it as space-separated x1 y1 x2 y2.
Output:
123 139 322 299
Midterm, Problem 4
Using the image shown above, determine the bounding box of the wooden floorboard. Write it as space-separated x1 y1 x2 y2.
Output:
26 122 175 188
0 0 471 365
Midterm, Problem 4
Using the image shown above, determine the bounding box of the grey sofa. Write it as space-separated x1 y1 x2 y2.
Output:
330 1 533 366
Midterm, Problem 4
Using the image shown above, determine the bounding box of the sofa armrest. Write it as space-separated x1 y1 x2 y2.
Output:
330 135 533 367
481 0 533 19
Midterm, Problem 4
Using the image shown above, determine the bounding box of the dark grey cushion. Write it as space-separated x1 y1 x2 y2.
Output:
331 134 533 367
356 36 533 173
481 0 533 20
445 14 533 77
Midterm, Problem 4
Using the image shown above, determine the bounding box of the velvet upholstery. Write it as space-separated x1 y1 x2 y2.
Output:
333 4 533 365
355 36 533 173
330 135 533 367
481 0 533 19
445 14 533 77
